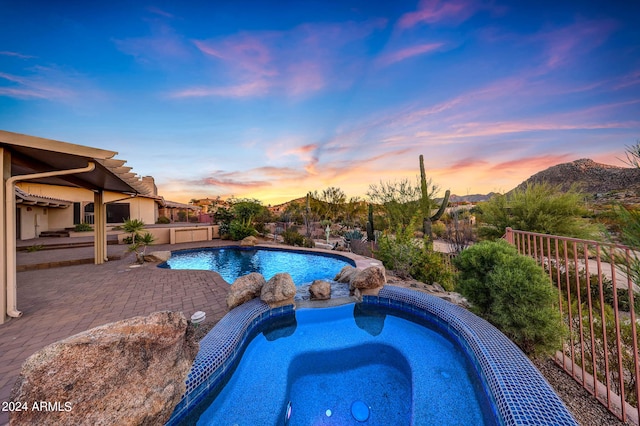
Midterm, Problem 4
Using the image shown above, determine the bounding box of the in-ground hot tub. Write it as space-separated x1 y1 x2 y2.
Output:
167 287 578 425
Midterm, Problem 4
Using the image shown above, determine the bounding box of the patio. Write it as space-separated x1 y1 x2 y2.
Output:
0 239 234 425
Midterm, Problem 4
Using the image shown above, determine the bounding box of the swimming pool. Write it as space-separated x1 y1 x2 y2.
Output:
159 246 355 285
166 286 579 425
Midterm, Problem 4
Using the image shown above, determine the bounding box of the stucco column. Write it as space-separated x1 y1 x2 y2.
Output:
94 190 107 264
0 147 9 324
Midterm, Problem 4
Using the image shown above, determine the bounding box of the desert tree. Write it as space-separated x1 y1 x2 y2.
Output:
477 182 601 240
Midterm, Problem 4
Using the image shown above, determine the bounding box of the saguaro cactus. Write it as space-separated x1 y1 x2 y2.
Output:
366 203 375 242
304 192 311 238
419 154 450 241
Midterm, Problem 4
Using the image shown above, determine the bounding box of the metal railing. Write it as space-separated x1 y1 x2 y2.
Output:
505 228 640 424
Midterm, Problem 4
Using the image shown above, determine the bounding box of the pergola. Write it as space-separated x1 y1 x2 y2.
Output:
1 130 146 324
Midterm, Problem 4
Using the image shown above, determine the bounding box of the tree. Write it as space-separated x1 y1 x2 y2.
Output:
477 182 600 240
282 200 304 224
344 196 367 228
227 198 263 240
614 140 640 284
312 187 346 222
367 178 421 230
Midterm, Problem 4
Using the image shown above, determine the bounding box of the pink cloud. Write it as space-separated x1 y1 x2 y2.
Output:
194 35 277 78
398 0 480 29
0 71 75 100
170 80 270 98
377 42 444 66
613 69 640 90
175 19 385 99
147 7 174 19
535 19 617 71
115 23 193 64
490 154 573 173
0 51 35 59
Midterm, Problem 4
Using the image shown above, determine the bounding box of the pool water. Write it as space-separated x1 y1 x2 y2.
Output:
190 304 496 425
160 247 354 285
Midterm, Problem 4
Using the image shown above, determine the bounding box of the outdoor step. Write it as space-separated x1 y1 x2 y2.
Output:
39 231 70 238
17 238 120 251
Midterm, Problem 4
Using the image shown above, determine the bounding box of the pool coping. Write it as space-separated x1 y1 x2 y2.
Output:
157 243 365 271
165 286 578 426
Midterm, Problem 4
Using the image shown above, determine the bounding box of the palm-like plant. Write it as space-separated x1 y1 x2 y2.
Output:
123 219 155 263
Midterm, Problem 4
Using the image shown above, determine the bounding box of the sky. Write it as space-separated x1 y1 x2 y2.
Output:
1 0 639 205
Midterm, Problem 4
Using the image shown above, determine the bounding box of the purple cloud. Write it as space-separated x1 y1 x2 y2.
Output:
175 19 386 99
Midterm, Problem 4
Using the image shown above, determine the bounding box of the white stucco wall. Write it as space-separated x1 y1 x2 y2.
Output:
16 206 50 240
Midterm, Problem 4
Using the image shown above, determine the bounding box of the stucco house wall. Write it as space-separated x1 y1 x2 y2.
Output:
15 182 160 239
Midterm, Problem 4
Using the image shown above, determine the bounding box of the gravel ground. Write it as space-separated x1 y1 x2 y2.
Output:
532 357 635 426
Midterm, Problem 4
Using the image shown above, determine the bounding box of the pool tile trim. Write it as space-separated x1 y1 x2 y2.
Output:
166 286 578 426
367 286 578 426
157 245 357 270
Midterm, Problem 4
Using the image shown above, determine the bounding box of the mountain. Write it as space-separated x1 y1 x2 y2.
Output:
448 193 496 204
514 158 640 202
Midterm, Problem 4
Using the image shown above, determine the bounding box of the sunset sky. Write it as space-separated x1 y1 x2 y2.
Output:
1 1 639 205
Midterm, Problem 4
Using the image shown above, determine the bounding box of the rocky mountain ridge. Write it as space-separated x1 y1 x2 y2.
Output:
514 158 640 204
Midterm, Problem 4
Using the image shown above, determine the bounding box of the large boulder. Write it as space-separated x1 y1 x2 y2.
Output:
350 266 386 297
10 311 198 426
309 280 331 300
240 236 258 246
261 273 296 308
226 272 267 309
334 265 358 283
144 251 171 263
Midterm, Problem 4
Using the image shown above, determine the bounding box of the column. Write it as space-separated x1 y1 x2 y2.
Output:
0 148 9 323
93 190 107 264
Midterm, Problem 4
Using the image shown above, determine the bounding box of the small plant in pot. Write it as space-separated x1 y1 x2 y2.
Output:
123 219 155 264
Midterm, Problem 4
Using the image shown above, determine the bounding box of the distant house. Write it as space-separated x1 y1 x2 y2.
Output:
158 200 201 223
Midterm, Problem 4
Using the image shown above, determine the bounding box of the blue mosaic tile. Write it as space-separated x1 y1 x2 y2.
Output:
371 286 578 426
167 287 578 426
166 299 295 426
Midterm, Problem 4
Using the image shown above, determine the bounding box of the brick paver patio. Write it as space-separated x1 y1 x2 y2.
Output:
0 240 233 425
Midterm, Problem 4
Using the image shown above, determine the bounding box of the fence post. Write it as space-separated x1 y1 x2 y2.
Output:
505 227 514 245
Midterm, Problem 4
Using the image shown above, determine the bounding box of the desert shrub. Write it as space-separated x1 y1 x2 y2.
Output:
189 215 199 223
282 228 305 246
411 249 454 290
477 182 600 240
453 239 517 315
375 224 453 290
74 222 93 232
431 221 446 239
156 216 171 224
454 240 564 356
229 220 256 241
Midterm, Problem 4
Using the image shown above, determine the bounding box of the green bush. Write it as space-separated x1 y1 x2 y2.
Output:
74 222 93 232
477 182 600 240
156 216 171 224
282 228 305 246
375 224 453 290
431 221 446 239
453 239 517 315
229 220 257 241
453 240 564 356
